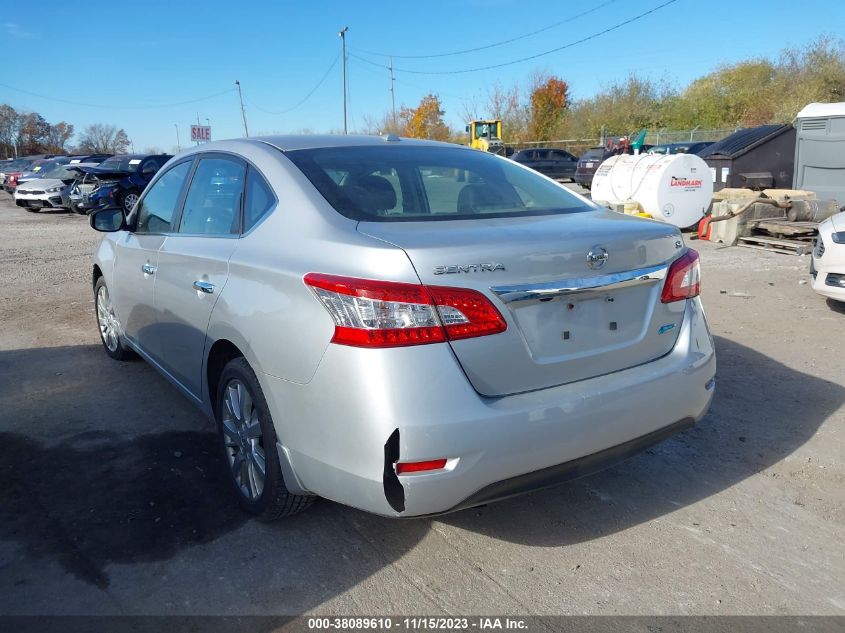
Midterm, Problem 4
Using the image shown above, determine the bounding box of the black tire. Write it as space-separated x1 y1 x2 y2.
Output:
119 189 141 214
93 276 136 361
215 357 315 520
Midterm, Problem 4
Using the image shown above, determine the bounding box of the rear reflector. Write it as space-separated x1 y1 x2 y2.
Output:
304 273 507 348
395 459 448 475
661 249 701 303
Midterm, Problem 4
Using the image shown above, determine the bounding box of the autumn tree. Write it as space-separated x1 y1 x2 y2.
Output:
400 94 450 141
17 113 51 154
529 75 570 140
77 123 131 154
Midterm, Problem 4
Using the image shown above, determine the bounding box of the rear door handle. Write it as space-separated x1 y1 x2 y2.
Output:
193 281 215 294
141 263 156 275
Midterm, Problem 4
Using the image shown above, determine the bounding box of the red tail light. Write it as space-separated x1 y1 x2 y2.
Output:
396 459 448 475
661 249 701 303
303 273 507 348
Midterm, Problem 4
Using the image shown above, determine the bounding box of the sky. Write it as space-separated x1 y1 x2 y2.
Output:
1 0 843 153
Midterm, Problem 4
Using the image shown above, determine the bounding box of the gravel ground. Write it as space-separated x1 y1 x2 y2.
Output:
0 194 843 617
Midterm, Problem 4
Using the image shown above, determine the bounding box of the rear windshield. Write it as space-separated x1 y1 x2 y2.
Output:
98 156 141 172
581 149 606 161
285 145 590 222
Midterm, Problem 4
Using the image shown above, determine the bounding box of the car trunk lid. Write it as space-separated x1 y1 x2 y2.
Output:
358 210 687 396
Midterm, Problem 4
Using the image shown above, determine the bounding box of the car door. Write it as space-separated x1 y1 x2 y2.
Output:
111 159 194 364
154 154 246 397
533 149 554 176
551 149 576 179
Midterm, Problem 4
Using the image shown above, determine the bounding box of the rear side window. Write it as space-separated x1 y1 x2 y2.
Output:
286 145 590 222
179 157 245 235
243 167 276 232
135 161 192 233
140 159 160 177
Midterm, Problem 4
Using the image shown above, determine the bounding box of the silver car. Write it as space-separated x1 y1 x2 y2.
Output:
89 135 716 519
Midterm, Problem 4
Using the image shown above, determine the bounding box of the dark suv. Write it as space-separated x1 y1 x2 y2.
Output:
574 148 613 190
69 154 172 214
511 148 578 181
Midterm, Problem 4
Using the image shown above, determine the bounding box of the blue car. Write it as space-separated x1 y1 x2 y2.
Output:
70 154 172 214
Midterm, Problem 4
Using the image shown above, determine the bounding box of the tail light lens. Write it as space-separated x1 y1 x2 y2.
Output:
303 273 507 348
661 249 700 303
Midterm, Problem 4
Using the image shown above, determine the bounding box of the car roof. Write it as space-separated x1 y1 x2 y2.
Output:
180 134 465 155
103 154 159 160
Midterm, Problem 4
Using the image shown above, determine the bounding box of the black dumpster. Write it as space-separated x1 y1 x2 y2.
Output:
699 124 796 192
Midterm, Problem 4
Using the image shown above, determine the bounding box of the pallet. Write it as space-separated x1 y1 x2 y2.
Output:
748 218 819 238
736 235 813 256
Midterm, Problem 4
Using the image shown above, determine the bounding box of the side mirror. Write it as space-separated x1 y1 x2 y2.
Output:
465 125 470 133
89 207 125 232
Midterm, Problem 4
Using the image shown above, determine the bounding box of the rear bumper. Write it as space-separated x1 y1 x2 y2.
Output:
574 172 594 187
260 297 716 517
436 416 695 515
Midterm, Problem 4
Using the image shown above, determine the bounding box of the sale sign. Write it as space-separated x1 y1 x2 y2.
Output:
191 125 211 142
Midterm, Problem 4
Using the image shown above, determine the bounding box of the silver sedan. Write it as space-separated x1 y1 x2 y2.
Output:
89 135 716 519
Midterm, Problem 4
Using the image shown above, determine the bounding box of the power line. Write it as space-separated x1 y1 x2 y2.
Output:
248 53 341 116
352 0 678 76
351 0 618 60
347 56 463 100
0 83 234 110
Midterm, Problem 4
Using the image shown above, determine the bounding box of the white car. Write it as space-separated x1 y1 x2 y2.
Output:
811 210 845 302
14 162 97 211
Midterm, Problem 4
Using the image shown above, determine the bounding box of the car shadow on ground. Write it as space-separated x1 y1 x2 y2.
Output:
432 334 844 544
826 298 845 314
0 335 840 609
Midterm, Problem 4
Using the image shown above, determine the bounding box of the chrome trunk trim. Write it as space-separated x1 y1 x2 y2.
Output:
490 263 668 305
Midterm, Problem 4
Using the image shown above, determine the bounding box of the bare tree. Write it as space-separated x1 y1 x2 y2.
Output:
45 122 74 153
77 123 131 154
0 104 20 157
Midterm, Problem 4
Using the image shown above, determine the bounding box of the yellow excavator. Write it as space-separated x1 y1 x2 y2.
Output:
466 119 504 155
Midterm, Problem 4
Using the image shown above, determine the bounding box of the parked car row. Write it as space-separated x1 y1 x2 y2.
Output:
0 152 172 214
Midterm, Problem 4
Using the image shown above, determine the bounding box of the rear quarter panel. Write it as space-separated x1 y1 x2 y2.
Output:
204 148 421 389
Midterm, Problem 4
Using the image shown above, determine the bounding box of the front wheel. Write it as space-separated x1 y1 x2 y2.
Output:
216 357 315 520
94 277 135 361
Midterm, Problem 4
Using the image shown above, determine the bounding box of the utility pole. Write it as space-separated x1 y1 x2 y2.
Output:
174 123 181 152
196 112 201 145
235 80 249 137
388 55 396 129
339 27 348 134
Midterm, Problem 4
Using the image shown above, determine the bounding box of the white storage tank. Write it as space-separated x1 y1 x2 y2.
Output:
591 153 713 228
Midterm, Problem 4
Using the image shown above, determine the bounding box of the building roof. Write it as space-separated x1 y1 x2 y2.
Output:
795 102 845 119
698 124 792 159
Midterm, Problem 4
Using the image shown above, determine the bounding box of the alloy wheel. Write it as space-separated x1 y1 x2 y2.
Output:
123 193 139 213
96 285 120 352
221 379 266 501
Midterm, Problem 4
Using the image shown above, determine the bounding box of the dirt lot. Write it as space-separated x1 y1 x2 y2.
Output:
0 194 843 617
